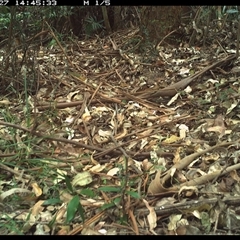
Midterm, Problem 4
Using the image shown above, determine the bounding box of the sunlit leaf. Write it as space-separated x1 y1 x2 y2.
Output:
72 172 92 187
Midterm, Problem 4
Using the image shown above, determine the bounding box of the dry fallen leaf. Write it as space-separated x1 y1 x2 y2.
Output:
31 200 45 216
143 199 157 231
72 172 93 187
31 182 42 197
206 114 226 138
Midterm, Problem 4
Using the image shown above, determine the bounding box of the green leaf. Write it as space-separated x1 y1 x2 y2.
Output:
80 188 95 198
48 39 56 47
101 202 115 210
118 214 128 225
126 191 141 199
226 9 238 14
42 198 62 206
201 212 211 233
98 186 121 192
66 195 80 224
113 197 121 205
101 197 122 210
48 214 57 228
66 195 85 224
64 175 74 194
78 200 85 223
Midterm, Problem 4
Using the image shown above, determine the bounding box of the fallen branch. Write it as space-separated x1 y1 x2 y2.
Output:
136 196 240 217
135 54 236 99
162 141 236 184
0 120 161 160
148 140 240 194
177 162 240 189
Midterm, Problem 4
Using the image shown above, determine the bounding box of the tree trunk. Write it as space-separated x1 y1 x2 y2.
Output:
113 6 122 31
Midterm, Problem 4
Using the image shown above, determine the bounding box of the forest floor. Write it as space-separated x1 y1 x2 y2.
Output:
0 27 240 235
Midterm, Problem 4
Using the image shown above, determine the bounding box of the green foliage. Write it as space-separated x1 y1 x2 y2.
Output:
222 6 239 15
0 214 24 234
99 185 140 210
47 39 57 48
45 6 75 19
199 6 239 22
201 212 211 233
48 214 57 229
0 6 75 34
101 197 121 210
42 198 62 206
98 186 121 192
218 87 235 102
84 16 104 37
126 190 140 199
66 195 85 224
0 12 10 30
63 174 74 194
80 188 96 198
0 109 19 152
139 26 152 51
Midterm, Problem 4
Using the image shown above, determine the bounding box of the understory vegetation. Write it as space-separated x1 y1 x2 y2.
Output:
0 5 240 235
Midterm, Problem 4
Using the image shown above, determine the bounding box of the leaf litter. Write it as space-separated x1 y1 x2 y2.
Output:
0 26 240 235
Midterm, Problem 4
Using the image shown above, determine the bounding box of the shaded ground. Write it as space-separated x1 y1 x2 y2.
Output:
0 27 240 235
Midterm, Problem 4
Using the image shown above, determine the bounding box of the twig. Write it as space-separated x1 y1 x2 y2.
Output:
136 196 240 217
0 120 31 133
178 162 240 189
161 140 239 185
0 120 103 152
88 82 102 107
129 209 139 235
109 134 129 216
155 29 177 49
137 54 236 99
67 210 105 235
71 92 91 129
44 20 85 72
0 163 32 179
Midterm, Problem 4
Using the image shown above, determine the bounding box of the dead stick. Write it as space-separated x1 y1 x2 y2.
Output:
138 54 236 98
161 140 239 184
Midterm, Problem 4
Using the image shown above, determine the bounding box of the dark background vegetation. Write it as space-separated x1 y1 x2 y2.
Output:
0 5 239 95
